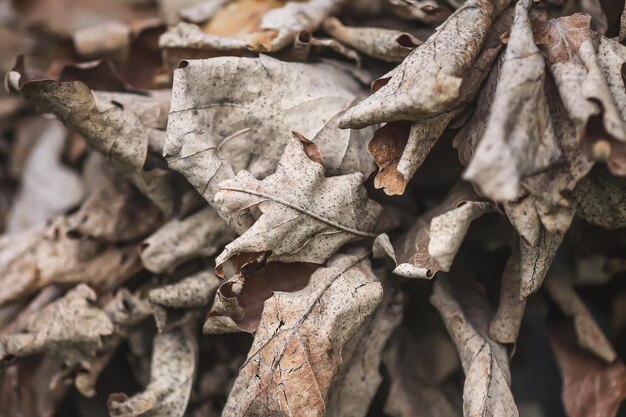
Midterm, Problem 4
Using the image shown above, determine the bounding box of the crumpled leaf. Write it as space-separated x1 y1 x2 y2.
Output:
549 323 626 417
572 168 626 230
6 58 176 216
383 329 461 417
108 327 198 417
287 31 361 65
374 184 496 278
363 7 512 195
339 0 511 127
140 207 232 273
164 54 374 213
214 136 382 273
519 226 565 298
0 216 141 306
322 17 421 62
431 278 519 417
489 251 526 345
0 284 113 363
464 0 561 202
203 262 316 334
222 250 383 417
533 14 626 175
385 0 452 24
326 279 404 417
545 272 617 363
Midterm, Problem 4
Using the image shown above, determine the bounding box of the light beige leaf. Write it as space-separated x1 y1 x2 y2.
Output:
383 329 461 417
385 0 452 24
464 0 561 202
214 136 382 273
533 14 626 175
322 17 420 62
376 184 496 278
545 273 616 363
339 0 511 128
326 280 404 417
203 262 316 334
6 59 176 216
287 31 361 65
150 270 221 310
365 8 512 195
72 20 131 60
108 327 197 417
519 226 565 298
164 54 374 213
0 284 113 363
0 217 141 306
431 278 519 417
489 252 526 345
222 251 383 417
140 207 232 273
178 0 229 23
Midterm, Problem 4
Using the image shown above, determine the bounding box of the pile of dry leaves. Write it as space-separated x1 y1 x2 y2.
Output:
1 0 626 416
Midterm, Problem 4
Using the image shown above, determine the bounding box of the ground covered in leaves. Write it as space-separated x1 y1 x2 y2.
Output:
1 0 626 416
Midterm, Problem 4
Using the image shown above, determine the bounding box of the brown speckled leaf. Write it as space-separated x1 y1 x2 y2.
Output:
214 137 382 273
545 272 616 363
322 17 421 62
489 252 526 345
222 251 382 417
464 0 561 202
431 278 519 417
164 54 374 219
339 0 511 128
375 183 496 278
533 14 626 175
573 168 626 230
108 327 197 417
519 225 565 298
0 284 113 363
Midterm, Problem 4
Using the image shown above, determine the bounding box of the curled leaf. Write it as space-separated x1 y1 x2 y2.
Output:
489 252 526 345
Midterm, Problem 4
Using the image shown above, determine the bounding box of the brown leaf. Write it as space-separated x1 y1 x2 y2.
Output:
339 0 511 127
108 327 198 417
222 251 383 416
385 0 452 24
375 183 496 278
164 54 374 217
140 207 232 273
322 17 421 62
519 226 565 298
0 284 113 363
464 0 561 202
6 58 176 216
533 14 626 175
489 251 526 345
545 272 617 363
573 167 626 230
431 278 519 417
214 137 382 273
203 262 316 334
549 323 626 417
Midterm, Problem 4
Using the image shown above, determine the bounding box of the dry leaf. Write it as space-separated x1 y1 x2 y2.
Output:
385 0 452 24
339 0 511 127
222 251 382 416
375 184 496 278
322 17 421 62
489 252 526 345
214 136 382 273
203 262 316 333
464 0 561 202
108 327 198 417
533 14 626 175
572 168 626 230
0 284 113 363
519 226 565 298
6 58 176 216
545 272 617 363
549 323 626 417
431 278 519 417
326 280 404 417
164 54 374 214
0 217 141 306
150 270 221 310
140 207 232 273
